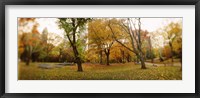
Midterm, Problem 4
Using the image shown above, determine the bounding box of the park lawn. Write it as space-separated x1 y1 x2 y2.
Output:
146 58 181 65
18 62 182 80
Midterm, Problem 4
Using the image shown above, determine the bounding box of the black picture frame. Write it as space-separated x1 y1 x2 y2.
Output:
0 0 199 98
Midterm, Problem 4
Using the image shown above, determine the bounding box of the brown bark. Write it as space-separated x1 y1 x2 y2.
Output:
25 49 31 65
26 57 30 65
140 58 146 69
139 53 146 69
106 54 110 65
180 58 182 71
99 50 103 64
151 58 154 63
126 54 131 62
72 45 83 72
169 41 174 66
121 49 125 63
59 18 90 72
104 49 110 66
108 18 146 69
76 57 83 72
180 48 182 71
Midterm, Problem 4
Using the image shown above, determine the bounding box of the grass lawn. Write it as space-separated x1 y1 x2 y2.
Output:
18 62 182 80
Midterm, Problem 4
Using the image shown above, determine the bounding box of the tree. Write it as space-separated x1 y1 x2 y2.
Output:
18 18 36 59
58 18 90 72
110 43 129 63
146 36 155 63
19 25 43 65
88 19 115 65
162 22 182 66
40 28 62 62
150 30 166 64
18 18 43 65
109 18 147 69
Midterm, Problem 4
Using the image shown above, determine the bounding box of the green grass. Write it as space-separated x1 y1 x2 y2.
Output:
18 62 182 80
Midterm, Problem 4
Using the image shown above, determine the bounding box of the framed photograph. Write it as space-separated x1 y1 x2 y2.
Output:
0 0 199 98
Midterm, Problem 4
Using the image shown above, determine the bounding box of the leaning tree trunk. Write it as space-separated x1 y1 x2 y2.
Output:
73 46 83 72
76 57 83 72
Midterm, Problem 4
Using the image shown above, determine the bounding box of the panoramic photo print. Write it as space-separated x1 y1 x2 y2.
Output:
18 18 182 80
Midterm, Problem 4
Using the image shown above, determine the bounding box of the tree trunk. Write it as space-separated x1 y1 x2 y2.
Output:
169 42 174 66
136 55 139 63
76 57 83 72
106 54 110 65
171 47 174 66
59 48 62 62
180 58 182 71
26 57 30 65
151 58 154 63
180 49 182 71
151 53 154 66
72 46 83 72
171 57 174 66
121 50 125 63
25 50 31 65
137 46 146 69
126 54 130 62
105 49 110 66
140 55 146 69
99 50 103 64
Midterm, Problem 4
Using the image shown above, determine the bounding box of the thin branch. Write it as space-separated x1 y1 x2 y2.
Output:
108 22 135 53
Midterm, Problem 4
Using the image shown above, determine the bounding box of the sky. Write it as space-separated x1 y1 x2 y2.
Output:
36 18 64 38
35 18 182 47
140 18 181 32
36 18 181 34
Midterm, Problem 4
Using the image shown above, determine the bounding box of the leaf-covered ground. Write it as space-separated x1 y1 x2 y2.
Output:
18 62 182 80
